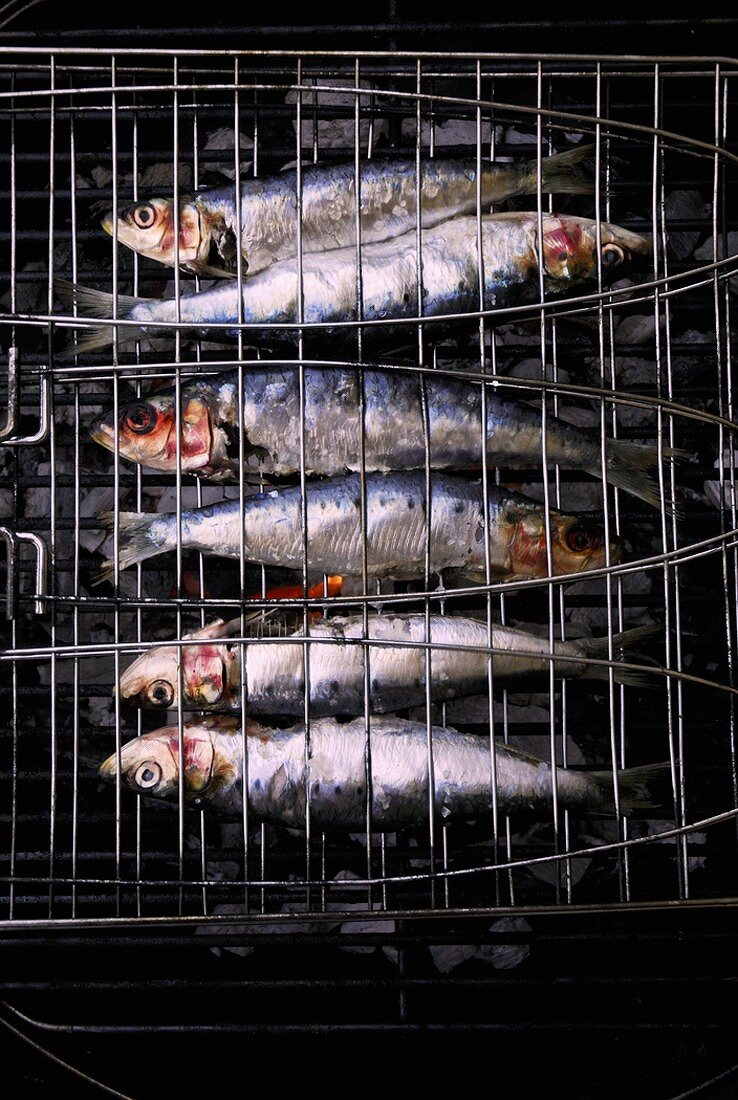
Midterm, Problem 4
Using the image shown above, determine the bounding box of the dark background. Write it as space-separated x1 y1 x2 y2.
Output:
1 6 736 54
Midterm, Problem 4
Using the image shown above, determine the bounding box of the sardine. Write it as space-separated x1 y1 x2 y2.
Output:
101 147 595 278
99 714 668 830
96 471 620 586
89 364 680 511
58 213 651 353
118 614 658 714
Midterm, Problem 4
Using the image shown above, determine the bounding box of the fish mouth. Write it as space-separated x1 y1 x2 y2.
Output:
609 535 625 564
89 413 116 451
116 675 145 706
100 214 114 238
99 751 117 783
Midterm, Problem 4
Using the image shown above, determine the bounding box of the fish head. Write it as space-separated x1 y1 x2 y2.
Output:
506 501 622 577
118 644 182 709
90 389 215 474
541 214 652 288
101 197 209 268
119 625 234 710
549 512 623 574
99 725 216 802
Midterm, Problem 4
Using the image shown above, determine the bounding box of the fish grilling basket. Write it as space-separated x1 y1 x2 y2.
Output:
1 38 738 1077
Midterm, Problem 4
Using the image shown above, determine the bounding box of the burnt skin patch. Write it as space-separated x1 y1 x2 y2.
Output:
206 760 237 798
183 644 226 704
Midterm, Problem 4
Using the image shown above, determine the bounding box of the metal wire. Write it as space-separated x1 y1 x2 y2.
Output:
0 49 737 931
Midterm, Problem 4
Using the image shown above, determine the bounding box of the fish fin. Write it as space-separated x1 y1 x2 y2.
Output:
185 618 233 641
181 262 238 279
55 278 141 318
589 762 671 815
592 439 690 516
576 625 662 687
537 142 596 196
93 510 168 586
67 324 116 355
239 609 300 636
54 278 146 353
197 464 266 486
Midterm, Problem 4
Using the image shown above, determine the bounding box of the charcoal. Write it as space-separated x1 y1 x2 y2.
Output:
139 162 194 190
428 916 532 973
90 165 112 189
694 230 738 263
200 127 253 182
568 570 653 633
427 941 476 973
664 191 711 260
615 313 659 346
479 917 532 969
338 918 398 961
506 357 573 385
79 486 117 554
503 127 537 146
286 78 389 151
400 117 498 148
509 733 586 767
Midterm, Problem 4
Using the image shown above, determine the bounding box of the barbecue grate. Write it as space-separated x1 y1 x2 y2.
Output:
1 47 737 958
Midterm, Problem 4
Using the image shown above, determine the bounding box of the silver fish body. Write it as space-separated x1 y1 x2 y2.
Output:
99 715 666 831
63 213 651 353
88 365 672 513
118 614 657 714
99 471 619 585
102 147 595 277
92 366 587 479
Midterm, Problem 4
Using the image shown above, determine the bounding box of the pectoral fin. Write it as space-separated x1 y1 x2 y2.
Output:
181 261 238 279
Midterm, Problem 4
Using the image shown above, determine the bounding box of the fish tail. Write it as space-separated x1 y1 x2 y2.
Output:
94 509 168 586
576 625 661 687
54 278 145 353
535 142 596 196
590 439 691 515
590 762 671 815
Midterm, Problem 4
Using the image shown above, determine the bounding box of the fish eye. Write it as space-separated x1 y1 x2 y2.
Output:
145 679 174 708
566 526 596 553
601 243 625 267
131 203 157 229
122 402 157 436
134 760 162 789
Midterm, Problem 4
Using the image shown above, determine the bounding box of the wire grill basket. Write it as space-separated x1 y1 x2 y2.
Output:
1 47 738 936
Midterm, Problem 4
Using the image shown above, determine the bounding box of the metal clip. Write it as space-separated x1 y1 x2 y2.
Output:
0 527 47 618
0 348 49 445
